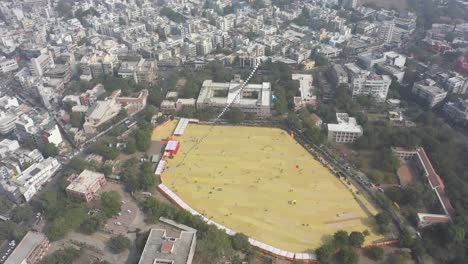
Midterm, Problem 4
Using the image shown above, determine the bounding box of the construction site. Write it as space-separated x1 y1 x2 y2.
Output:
155 122 383 254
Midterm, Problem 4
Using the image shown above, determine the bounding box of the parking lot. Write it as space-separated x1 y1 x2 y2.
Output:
100 182 140 235
0 239 17 263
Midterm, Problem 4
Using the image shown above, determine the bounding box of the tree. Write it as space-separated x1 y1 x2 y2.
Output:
144 105 158 122
286 112 302 130
231 233 251 253
70 112 85 128
448 225 465 242
375 212 391 234
349 231 365 248
274 88 288 115
389 251 412 264
125 138 137 154
42 143 59 158
337 247 359 264
11 205 33 223
367 246 384 261
80 213 106 234
368 170 384 184
316 243 334 263
46 206 87 241
333 230 349 247
135 129 151 152
41 247 81 264
195 226 235 262
225 108 245 124
89 142 119 160
108 235 131 253
101 191 121 217
140 162 157 190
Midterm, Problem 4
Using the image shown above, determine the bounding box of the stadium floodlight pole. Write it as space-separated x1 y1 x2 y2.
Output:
174 59 262 168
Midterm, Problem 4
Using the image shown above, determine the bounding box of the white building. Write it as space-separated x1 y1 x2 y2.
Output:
345 63 391 102
0 111 17 135
0 57 19 73
28 53 54 77
292 74 316 109
412 79 447 108
378 21 395 44
327 113 363 143
0 157 60 202
445 76 467 95
196 77 271 117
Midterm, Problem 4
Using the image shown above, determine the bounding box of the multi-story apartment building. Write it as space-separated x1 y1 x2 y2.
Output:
118 59 157 85
79 84 106 106
80 53 117 78
443 99 468 123
0 111 17 135
0 57 18 73
0 157 60 203
327 113 363 143
412 79 448 108
345 63 391 102
378 21 395 44
28 52 54 77
445 76 467 94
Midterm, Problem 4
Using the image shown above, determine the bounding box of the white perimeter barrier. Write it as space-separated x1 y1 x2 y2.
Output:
158 183 317 262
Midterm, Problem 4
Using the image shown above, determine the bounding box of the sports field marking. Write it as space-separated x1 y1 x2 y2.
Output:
162 125 383 252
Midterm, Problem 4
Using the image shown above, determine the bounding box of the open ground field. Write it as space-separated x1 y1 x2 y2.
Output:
151 120 177 141
161 125 383 252
397 160 418 186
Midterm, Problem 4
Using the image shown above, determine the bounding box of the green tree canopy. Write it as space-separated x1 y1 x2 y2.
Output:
367 246 384 261
338 247 359 264
42 143 59 158
11 204 33 223
349 231 365 248
101 191 122 218
225 108 245 124
108 235 131 253
231 233 251 253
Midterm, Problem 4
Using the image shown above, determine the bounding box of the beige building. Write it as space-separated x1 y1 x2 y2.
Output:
5 231 49 264
66 170 107 202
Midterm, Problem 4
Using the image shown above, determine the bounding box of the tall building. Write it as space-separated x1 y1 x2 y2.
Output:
342 0 359 9
28 52 54 77
445 76 467 95
345 63 391 102
327 113 363 143
0 111 17 135
5 231 49 264
378 21 395 44
412 79 447 108
443 99 468 123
